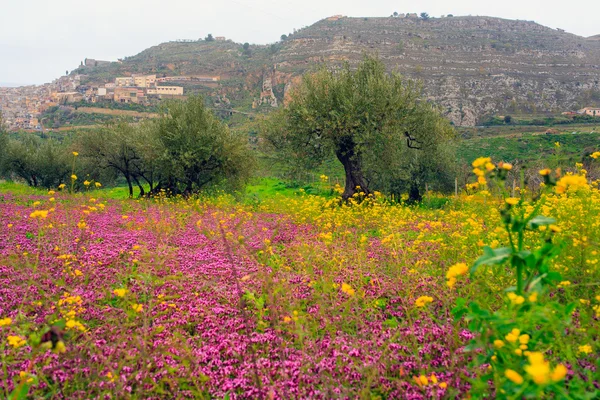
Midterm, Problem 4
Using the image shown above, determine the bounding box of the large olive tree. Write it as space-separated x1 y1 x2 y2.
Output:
262 55 456 200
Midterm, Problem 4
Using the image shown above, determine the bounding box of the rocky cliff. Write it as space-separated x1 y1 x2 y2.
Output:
80 16 600 126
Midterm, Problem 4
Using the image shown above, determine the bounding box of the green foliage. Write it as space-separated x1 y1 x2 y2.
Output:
0 133 70 189
452 161 598 398
150 96 255 194
262 55 456 200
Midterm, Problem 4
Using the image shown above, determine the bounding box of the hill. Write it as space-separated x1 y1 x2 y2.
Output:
77 15 600 126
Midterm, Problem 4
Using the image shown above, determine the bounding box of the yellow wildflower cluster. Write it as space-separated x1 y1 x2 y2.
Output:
7 335 26 348
507 292 525 305
341 283 355 296
524 352 567 384
58 292 86 332
446 263 468 288
414 295 434 307
30 209 49 219
413 373 447 389
131 303 144 313
555 174 588 194
113 288 128 298
0 317 12 327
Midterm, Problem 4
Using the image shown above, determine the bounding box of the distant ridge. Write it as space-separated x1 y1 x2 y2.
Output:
62 15 600 125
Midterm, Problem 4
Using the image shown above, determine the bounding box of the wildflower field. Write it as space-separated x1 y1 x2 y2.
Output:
1 161 599 399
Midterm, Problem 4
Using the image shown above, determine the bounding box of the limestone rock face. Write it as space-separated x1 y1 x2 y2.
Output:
272 16 600 125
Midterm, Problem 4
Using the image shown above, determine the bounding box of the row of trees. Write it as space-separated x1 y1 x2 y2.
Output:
0 97 255 196
2 56 457 201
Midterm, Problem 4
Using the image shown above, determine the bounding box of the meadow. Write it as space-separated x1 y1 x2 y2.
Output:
0 160 599 399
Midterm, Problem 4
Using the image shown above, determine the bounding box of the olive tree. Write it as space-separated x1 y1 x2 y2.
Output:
150 96 255 195
262 55 456 200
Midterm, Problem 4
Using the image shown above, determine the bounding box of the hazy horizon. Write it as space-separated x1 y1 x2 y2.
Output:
2 0 599 86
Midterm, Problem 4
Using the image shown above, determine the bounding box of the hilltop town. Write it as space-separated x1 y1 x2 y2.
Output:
0 61 191 131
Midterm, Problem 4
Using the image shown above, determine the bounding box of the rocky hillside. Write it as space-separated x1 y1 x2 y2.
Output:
79 15 600 126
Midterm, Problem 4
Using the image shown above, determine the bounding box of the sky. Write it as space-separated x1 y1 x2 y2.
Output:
1 0 599 85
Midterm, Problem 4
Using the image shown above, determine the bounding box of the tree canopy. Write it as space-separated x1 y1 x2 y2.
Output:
261 55 456 200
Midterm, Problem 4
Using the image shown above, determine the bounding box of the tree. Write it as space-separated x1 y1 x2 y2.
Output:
262 55 456 200
420 12 430 20
205 34 214 41
393 11 398 17
2 134 70 189
149 96 255 195
77 123 149 197
280 34 288 41
504 115 512 124
242 42 251 56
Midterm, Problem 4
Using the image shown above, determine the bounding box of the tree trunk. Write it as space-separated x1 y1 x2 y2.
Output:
133 175 145 197
125 175 133 198
335 137 371 200
408 182 422 203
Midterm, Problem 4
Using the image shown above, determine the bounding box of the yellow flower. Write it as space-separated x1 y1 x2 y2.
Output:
525 353 551 384
472 157 492 168
559 281 571 287
439 382 448 389
0 317 12 327
500 162 513 170
505 369 524 385
58 183 66 190
519 334 530 345
493 339 505 349
507 292 525 305
72 151 79 156
505 328 520 343
539 168 551 176
414 296 434 307
555 174 588 194
551 364 567 382
505 197 519 206
131 303 143 313
414 374 429 386
7 335 27 348
113 288 128 298
590 151 600 159
446 263 468 287
47 190 55 195
528 292 538 302
83 180 91 186
578 344 592 355
71 174 77 180
554 141 561 148
341 283 355 296
95 182 102 188
30 210 49 219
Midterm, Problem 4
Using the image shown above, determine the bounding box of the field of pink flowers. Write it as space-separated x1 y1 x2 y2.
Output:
0 178 598 398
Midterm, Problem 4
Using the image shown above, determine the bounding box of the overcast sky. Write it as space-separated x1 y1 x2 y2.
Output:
1 0 599 85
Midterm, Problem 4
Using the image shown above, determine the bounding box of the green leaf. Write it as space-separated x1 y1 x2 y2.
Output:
9 382 32 400
471 246 512 273
527 215 556 229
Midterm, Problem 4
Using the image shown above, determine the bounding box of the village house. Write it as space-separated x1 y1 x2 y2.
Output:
115 77 134 87
578 107 600 117
133 74 157 88
114 87 145 104
147 86 184 96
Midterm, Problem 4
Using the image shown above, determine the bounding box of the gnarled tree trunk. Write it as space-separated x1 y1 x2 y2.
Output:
335 137 371 200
